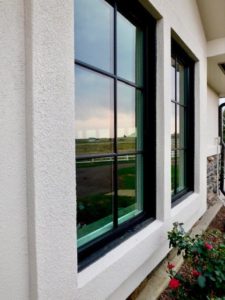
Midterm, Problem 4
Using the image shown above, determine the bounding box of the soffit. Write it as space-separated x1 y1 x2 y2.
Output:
197 0 225 41
208 54 225 97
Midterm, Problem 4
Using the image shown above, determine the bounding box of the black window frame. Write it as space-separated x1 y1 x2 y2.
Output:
75 0 156 271
171 40 195 204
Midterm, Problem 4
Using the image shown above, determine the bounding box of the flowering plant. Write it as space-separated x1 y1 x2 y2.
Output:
166 222 225 299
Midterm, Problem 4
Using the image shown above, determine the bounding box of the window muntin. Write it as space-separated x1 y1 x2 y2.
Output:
171 42 194 201
75 0 156 268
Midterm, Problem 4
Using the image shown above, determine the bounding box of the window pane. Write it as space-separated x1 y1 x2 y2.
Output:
75 66 114 156
176 150 186 192
117 12 143 84
117 82 143 153
118 155 143 224
171 150 176 195
171 103 176 150
177 106 186 149
171 58 176 100
75 0 113 72
177 62 185 105
76 159 114 247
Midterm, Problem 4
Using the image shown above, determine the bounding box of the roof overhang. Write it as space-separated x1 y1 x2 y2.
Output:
197 0 225 97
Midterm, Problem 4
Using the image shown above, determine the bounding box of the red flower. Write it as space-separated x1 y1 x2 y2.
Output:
169 278 180 289
192 269 201 277
167 263 175 270
205 243 213 250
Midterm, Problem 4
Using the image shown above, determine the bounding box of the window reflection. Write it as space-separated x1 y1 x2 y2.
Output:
177 63 185 105
75 0 113 72
75 66 114 155
171 103 175 149
117 82 143 153
76 159 114 246
171 150 175 195
177 106 185 148
176 150 186 192
117 12 143 84
118 155 143 224
171 58 176 100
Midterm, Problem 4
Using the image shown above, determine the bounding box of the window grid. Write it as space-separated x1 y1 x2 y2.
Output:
75 0 156 270
171 41 194 202
75 1 144 231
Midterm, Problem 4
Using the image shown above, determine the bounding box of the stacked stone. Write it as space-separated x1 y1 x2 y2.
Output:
207 155 220 207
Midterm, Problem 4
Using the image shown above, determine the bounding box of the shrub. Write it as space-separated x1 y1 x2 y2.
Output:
166 222 225 299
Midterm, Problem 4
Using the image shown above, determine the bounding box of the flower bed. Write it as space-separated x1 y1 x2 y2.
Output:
159 207 225 300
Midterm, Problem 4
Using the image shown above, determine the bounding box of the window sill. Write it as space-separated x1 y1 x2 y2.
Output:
77 218 163 289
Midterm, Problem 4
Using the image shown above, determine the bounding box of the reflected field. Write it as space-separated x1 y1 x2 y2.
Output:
77 155 137 244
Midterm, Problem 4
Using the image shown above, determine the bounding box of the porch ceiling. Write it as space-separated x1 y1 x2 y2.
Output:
197 0 225 41
208 54 225 97
197 0 225 97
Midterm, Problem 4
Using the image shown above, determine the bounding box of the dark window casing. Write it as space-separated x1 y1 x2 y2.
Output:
171 40 195 203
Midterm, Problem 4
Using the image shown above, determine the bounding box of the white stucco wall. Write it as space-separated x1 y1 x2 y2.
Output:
0 0 209 299
207 87 219 157
0 1 29 299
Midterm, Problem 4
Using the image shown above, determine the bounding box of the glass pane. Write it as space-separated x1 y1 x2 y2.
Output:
118 155 143 224
171 58 176 100
177 62 185 105
171 150 176 195
176 150 186 192
171 103 176 150
117 12 143 84
117 82 143 153
76 158 114 247
177 106 186 149
75 0 113 72
75 66 114 155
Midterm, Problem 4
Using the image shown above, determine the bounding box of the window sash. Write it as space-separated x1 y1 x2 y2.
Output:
171 42 194 201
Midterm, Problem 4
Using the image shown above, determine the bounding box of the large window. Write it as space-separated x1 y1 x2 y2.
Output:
75 0 156 269
171 40 194 202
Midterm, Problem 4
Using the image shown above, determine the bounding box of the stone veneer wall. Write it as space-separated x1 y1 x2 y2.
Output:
207 154 220 207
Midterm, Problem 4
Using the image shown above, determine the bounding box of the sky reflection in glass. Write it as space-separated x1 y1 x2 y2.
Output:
75 0 113 72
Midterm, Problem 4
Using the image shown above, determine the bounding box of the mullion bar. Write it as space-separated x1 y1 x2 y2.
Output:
76 150 143 161
171 99 187 108
174 147 187 151
75 60 143 90
174 57 178 195
113 2 118 228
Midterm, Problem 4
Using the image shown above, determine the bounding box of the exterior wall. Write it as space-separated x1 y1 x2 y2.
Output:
0 0 209 300
0 1 29 300
207 87 219 157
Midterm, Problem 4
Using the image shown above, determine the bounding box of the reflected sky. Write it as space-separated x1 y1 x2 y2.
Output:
117 82 136 138
117 12 139 83
75 0 113 72
75 66 138 139
75 66 114 139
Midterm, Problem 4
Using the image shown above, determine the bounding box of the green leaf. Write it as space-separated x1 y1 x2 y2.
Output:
197 275 206 288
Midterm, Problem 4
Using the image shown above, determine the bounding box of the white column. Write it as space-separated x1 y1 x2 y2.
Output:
156 18 171 222
25 0 77 299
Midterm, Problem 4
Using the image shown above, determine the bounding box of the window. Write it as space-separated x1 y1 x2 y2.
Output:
171 40 194 202
75 0 156 269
